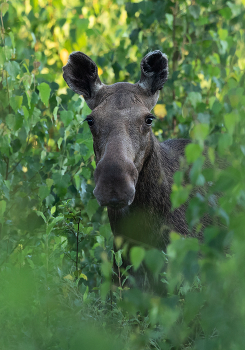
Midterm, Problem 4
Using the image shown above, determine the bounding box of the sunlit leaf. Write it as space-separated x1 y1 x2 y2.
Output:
154 104 167 118
37 82 51 107
1 2 9 16
60 48 69 65
60 110 73 127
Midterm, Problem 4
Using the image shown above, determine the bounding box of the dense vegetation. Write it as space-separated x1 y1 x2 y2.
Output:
0 0 245 348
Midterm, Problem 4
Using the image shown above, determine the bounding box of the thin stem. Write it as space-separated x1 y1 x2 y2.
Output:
46 232 49 327
76 218 80 272
63 252 76 264
5 157 9 180
7 158 22 177
118 265 122 300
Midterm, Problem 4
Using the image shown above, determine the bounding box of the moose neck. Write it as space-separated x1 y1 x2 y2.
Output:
107 133 172 248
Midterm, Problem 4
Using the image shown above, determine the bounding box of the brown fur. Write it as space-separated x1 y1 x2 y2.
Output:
63 51 198 289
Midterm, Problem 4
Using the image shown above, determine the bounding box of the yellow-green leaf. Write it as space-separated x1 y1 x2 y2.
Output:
1 2 9 16
37 82 51 107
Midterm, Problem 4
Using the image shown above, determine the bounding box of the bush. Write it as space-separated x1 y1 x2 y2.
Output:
0 0 245 349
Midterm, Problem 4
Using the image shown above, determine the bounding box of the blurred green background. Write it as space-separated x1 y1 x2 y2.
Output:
0 0 245 349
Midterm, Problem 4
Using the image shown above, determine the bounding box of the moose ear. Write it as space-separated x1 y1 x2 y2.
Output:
138 50 168 95
62 51 103 106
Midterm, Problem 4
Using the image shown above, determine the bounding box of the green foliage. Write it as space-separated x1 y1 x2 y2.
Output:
0 0 245 349
130 246 145 271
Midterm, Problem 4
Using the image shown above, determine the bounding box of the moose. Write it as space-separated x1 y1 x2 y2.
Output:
63 50 201 288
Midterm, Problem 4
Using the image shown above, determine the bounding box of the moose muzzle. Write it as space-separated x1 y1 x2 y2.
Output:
93 158 138 209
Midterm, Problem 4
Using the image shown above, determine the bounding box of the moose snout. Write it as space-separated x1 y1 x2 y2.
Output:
93 159 138 209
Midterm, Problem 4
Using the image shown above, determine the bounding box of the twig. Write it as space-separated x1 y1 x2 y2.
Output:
76 218 80 272
5 157 9 180
63 251 76 264
118 265 122 300
7 158 23 177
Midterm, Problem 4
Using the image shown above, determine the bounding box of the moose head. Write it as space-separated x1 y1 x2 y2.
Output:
63 51 168 209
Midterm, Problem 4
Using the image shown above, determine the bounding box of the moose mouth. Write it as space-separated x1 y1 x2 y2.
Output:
93 188 135 209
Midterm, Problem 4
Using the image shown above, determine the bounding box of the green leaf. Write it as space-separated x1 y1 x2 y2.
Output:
212 101 222 115
22 106 29 120
187 92 202 108
100 281 111 300
0 200 6 217
171 185 192 209
185 143 202 164
81 167 91 179
60 110 73 127
46 178 53 187
173 171 183 186
224 112 238 134
208 147 215 165
32 107 41 125
0 90 8 108
165 13 173 28
9 32 15 49
57 137 63 149
11 138 21 153
4 47 12 61
0 47 5 65
197 113 210 124
46 216 63 234
218 133 232 154
76 18 89 38
189 5 200 19
5 61 20 79
218 29 228 41
99 224 112 241
36 211 47 223
38 186 50 200
101 260 112 279
82 102 91 117
53 106 58 121
10 96 23 112
51 206 56 215
74 174 81 190
193 124 209 141
229 93 240 108
6 114 15 129
189 157 205 185
37 83 51 107
86 199 99 220
219 7 232 20
1 2 9 16
115 250 123 268
145 249 164 276
130 246 145 271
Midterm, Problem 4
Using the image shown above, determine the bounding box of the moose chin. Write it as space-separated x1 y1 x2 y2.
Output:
63 50 208 290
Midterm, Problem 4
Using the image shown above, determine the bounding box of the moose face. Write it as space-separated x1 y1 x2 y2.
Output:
63 51 168 209
86 89 155 208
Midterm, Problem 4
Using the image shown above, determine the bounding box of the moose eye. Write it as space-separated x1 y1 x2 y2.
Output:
145 115 155 125
85 117 94 127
